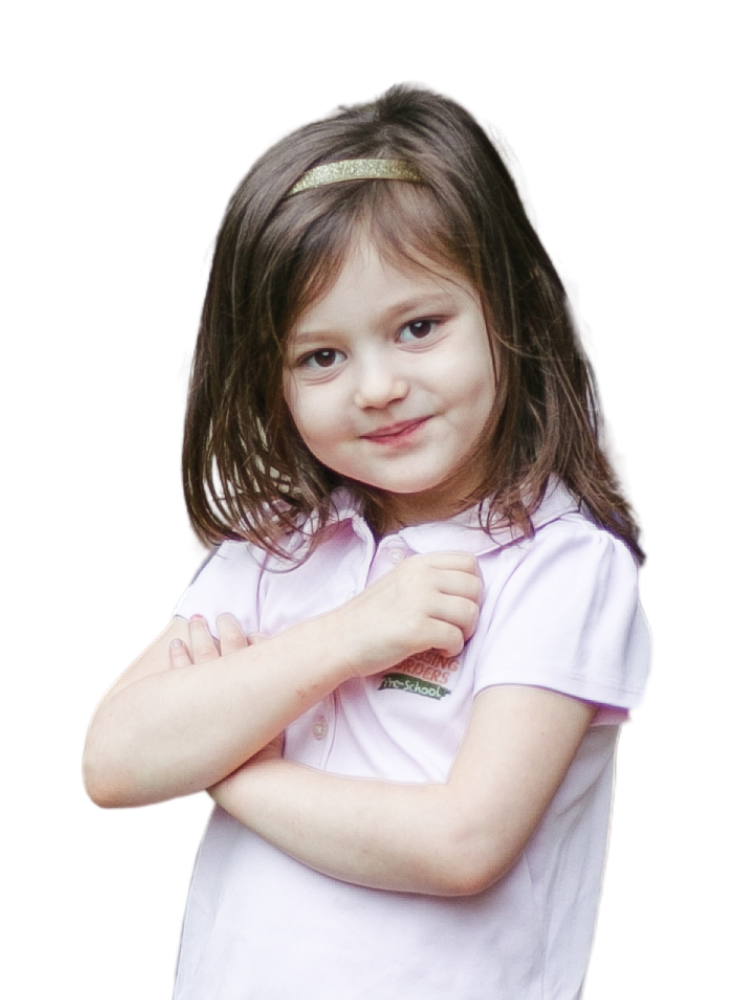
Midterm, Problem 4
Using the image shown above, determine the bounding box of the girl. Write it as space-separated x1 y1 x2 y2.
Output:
84 85 649 999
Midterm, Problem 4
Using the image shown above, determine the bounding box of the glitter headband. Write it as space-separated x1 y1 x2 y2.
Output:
289 159 422 195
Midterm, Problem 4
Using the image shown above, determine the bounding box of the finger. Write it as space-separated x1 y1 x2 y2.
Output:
216 613 249 656
431 594 481 642
434 568 483 602
405 554 482 598
425 552 480 575
457 596 481 641
428 622 467 659
247 632 268 646
168 637 193 669
188 615 220 663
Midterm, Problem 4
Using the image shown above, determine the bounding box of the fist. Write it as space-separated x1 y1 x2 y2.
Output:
338 551 483 677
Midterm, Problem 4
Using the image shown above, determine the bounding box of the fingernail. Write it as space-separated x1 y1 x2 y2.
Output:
190 614 203 621
170 638 183 650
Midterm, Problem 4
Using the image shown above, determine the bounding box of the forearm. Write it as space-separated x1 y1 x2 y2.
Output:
211 761 481 896
210 686 595 896
84 615 353 808
84 552 484 810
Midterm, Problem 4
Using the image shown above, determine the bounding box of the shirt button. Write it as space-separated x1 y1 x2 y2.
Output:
312 716 328 740
390 548 405 563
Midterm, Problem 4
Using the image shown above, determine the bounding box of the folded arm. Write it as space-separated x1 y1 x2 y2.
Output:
83 612 350 807
83 552 482 808
211 683 595 896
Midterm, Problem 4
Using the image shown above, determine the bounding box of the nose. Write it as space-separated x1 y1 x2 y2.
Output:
353 354 408 410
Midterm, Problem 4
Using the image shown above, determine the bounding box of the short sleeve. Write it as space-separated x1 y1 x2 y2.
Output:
173 541 266 638
473 523 650 710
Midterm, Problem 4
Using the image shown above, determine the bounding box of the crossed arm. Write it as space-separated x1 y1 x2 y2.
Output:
83 552 482 806
204 631 594 895
83 552 594 896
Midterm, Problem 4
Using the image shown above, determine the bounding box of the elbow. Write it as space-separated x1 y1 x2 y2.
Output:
82 729 106 807
427 822 518 897
87 794 116 810
82 761 116 809
83 734 201 808
82 731 145 809
82 709 129 808
83 759 154 809
84 773 167 810
437 850 513 898
85 785 121 810
404 791 521 897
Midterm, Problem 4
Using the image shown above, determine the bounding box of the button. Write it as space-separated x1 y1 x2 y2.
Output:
389 548 405 563
312 716 328 740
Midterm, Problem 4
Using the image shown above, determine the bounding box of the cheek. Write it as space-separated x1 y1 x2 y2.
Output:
463 368 498 439
282 377 307 438
282 372 295 412
463 341 496 404
477 332 499 401
283 386 333 453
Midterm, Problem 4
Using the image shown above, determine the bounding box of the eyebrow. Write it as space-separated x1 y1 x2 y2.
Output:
291 292 463 346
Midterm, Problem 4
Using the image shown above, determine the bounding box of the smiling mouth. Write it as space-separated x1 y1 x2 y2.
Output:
361 417 430 442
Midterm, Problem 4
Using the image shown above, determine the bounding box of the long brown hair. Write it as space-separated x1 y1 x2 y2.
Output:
183 85 644 562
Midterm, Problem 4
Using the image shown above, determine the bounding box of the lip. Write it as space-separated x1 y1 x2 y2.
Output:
361 417 430 443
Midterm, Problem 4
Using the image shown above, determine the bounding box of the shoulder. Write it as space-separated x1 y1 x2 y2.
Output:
484 509 643 642
513 510 637 584
172 539 269 632
173 510 359 631
480 479 639 594
472 502 649 709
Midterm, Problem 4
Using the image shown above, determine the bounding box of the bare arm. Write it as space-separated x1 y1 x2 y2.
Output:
209 684 595 896
83 612 348 807
83 552 481 808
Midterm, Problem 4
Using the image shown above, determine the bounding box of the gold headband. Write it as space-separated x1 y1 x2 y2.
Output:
289 159 422 195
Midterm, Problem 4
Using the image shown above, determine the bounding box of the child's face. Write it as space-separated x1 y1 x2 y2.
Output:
283 236 496 526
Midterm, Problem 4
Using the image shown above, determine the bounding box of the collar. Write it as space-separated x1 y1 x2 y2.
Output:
328 479 585 557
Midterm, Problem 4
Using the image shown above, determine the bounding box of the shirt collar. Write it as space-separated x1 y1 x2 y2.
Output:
328 479 585 556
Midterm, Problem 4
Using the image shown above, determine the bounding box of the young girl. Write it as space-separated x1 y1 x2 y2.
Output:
84 85 649 999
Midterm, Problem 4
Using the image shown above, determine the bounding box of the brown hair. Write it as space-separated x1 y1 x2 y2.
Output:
183 85 644 562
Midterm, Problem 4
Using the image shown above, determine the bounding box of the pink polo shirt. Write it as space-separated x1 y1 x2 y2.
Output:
173 483 649 1000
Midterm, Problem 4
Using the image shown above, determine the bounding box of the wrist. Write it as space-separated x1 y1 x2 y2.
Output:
209 757 290 826
284 608 362 684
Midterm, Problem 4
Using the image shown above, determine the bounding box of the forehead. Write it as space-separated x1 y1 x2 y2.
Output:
292 234 480 338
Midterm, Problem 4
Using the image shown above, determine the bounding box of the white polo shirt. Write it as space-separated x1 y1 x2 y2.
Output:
173 483 649 1000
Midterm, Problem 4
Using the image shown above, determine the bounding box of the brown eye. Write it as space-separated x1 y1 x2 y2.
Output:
398 320 436 343
299 349 345 370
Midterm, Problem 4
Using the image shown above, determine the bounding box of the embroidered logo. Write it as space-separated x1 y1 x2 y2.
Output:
378 650 460 700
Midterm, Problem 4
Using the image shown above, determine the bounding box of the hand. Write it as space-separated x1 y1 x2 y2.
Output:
335 552 482 678
168 613 253 667
169 616 285 775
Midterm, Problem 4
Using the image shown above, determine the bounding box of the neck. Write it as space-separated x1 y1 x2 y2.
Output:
364 489 481 536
